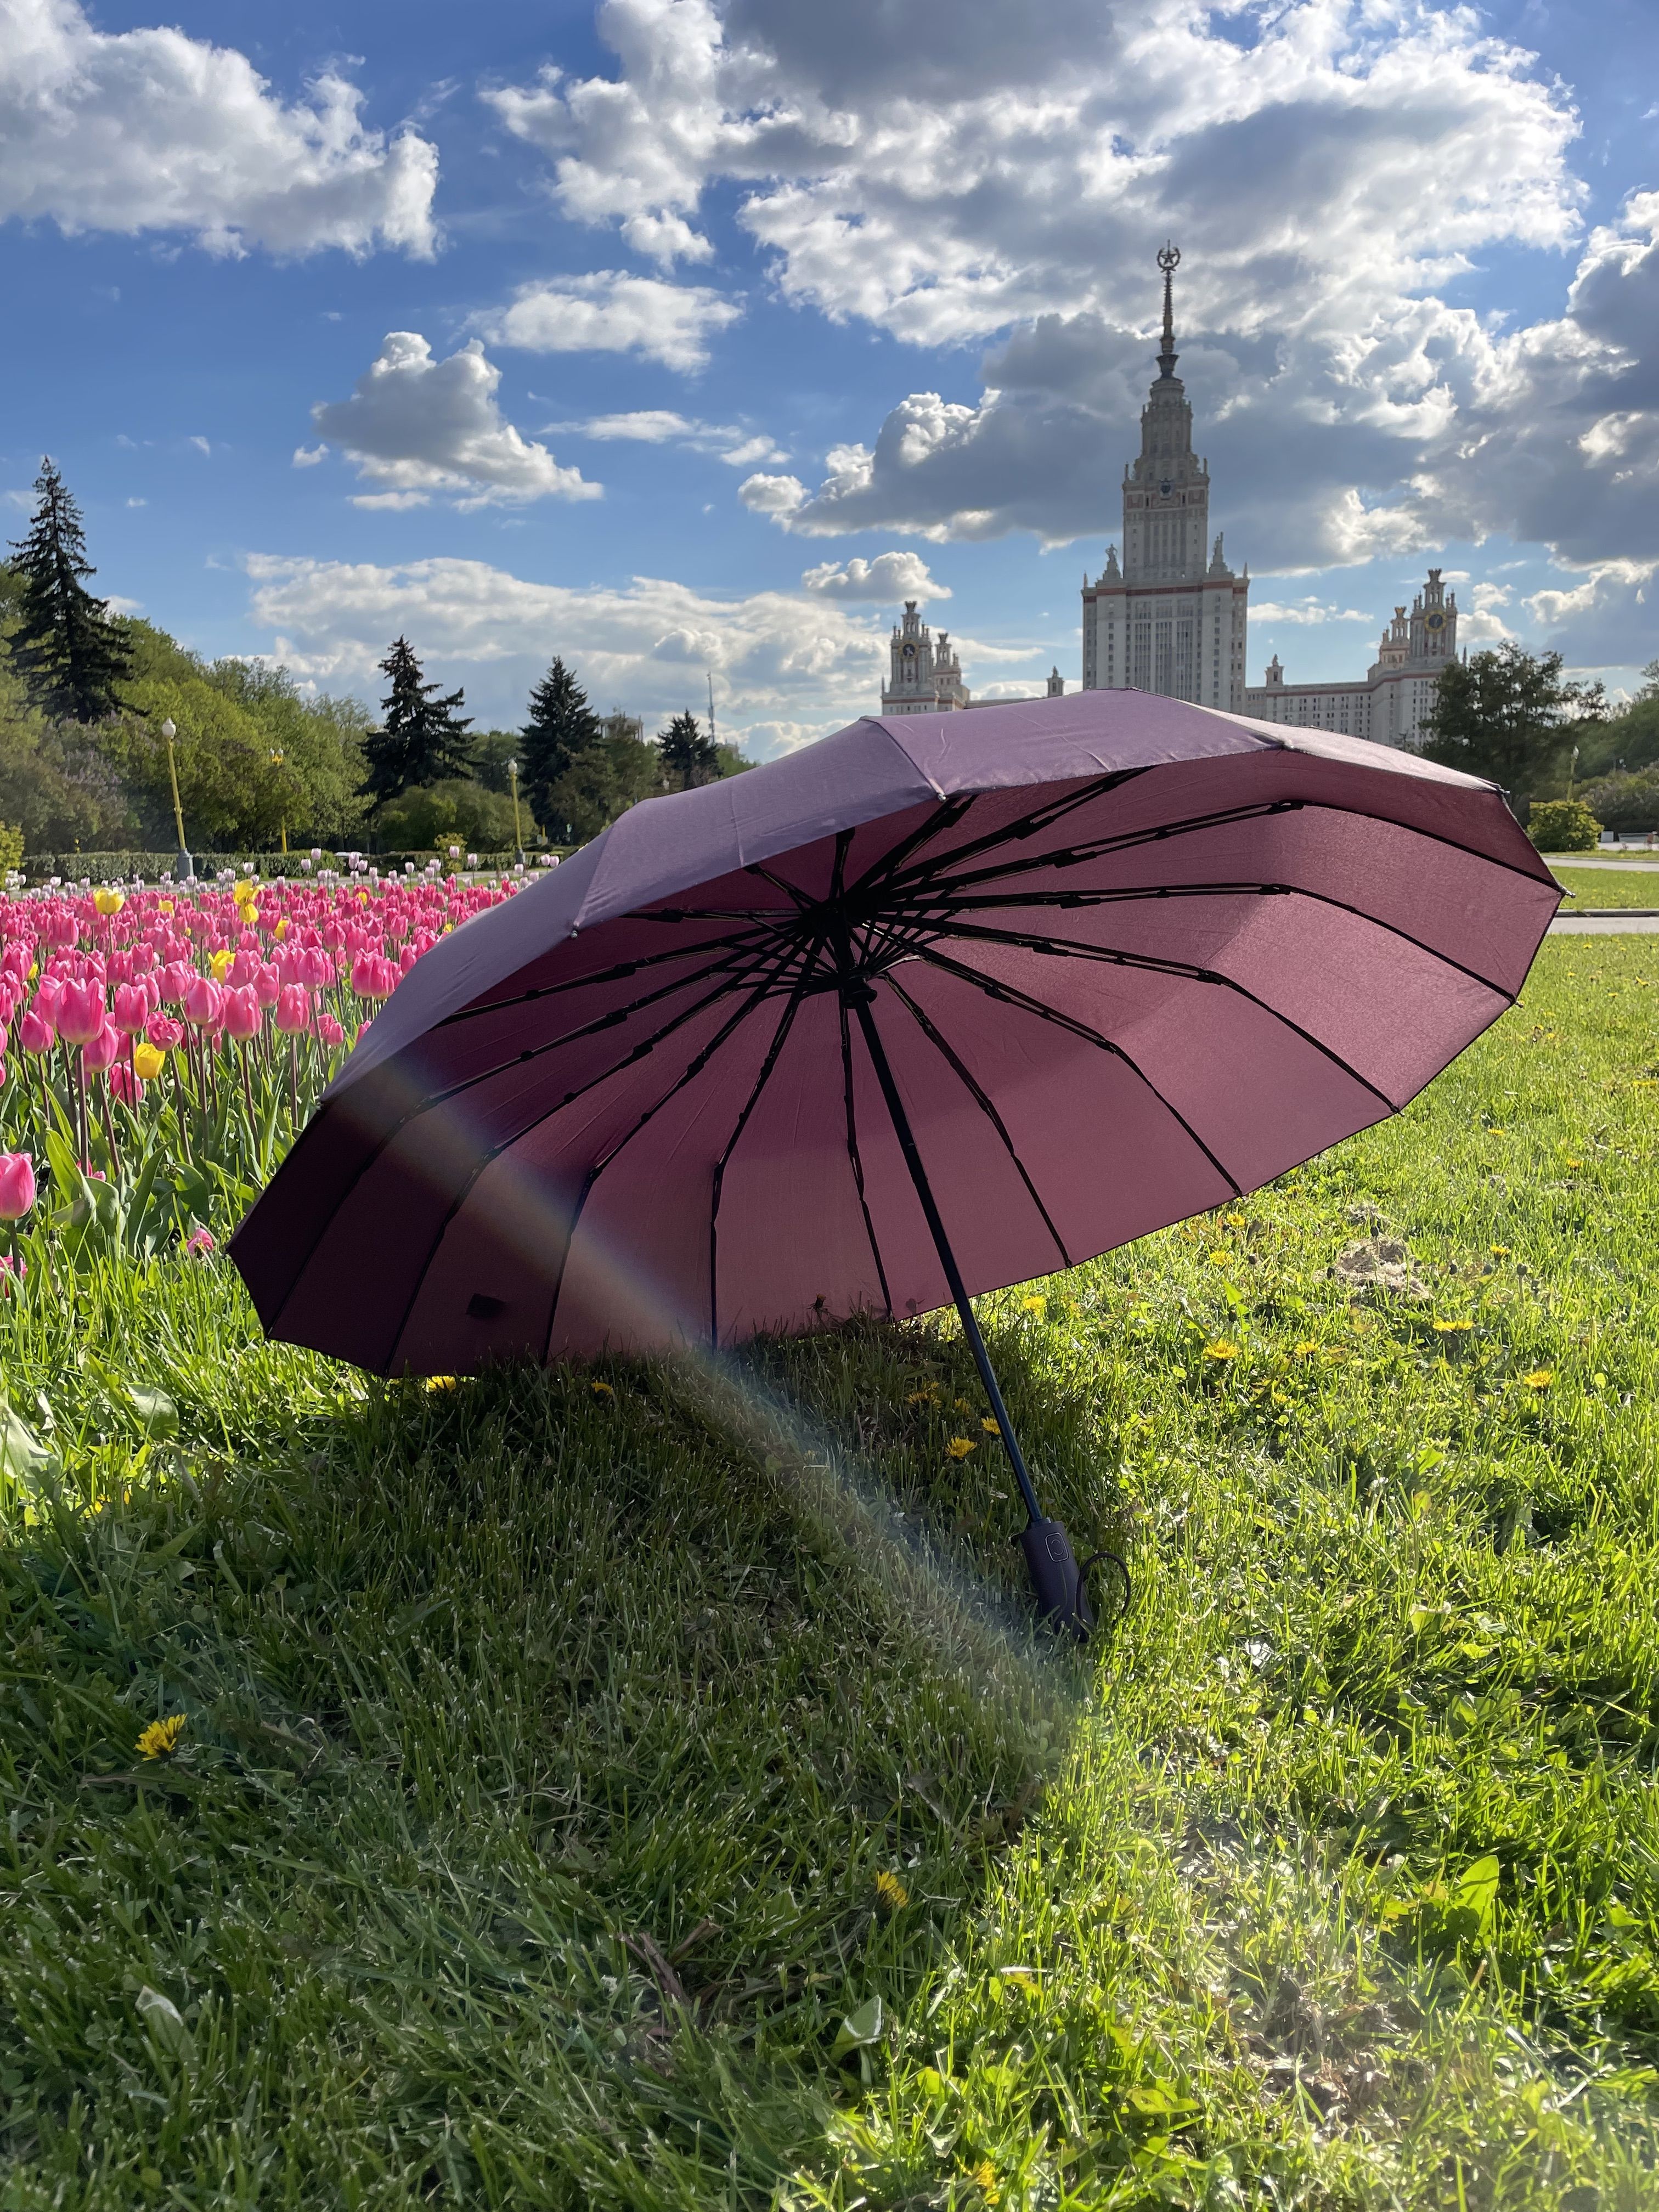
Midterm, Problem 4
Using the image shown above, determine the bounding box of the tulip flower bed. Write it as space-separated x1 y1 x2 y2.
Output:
0 868 522 1271
0 938 1656 2211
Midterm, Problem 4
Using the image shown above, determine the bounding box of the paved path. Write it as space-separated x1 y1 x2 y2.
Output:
1543 856 1659 872
1549 915 1659 933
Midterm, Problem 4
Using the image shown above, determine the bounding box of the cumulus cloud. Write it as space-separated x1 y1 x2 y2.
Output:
475 270 741 370
244 552 899 751
0 0 437 257
800 551 947 602
486 0 1658 659
566 410 786 464
1251 599 1374 627
309 333 600 507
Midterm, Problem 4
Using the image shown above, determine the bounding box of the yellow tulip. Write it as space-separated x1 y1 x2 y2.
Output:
273 917 290 941
234 879 253 902
93 886 125 916
133 1041 166 1080
209 948 234 981
157 900 174 916
238 904 259 927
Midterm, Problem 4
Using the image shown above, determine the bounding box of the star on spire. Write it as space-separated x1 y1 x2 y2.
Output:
1156 241 1180 380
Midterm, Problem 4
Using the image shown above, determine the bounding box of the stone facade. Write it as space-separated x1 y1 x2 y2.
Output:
1243 570 1459 745
1082 245 1250 712
882 601 970 713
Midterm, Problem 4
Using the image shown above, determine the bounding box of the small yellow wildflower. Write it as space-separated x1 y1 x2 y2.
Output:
132 1041 166 1081
953 1397 974 1413
1488 1125 1507 1135
1224 1211 1246 1229
874 1869 909 1910
137 1714 187 1760
1203 1338 1239 1361
970 2162 999 2203
1433 1317 1473 1334
93 886 124 916
425 1375 457 1391
1292 1339 1319 1358
980 1417 1000 1434
906 1389 934 1407
946 1436 976 1459
1524 1368 1554 1391
591 1379 614 1397
1209 1249 1232 1266
1020 1294 1047 1318
1565 1156 1583 1169
1490 1245 1511 1258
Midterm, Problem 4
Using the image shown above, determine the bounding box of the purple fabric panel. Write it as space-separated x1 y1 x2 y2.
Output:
878 692 1271 790
392 1148 574 1373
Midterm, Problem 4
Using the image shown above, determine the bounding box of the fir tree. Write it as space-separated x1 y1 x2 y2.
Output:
520 657 600 829
658 709 719 791
363 636 475 804
8 458 133 723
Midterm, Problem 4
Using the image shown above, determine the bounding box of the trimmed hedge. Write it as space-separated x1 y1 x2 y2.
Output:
20 850 533 883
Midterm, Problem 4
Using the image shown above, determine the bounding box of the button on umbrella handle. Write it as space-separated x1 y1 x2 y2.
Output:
1018 1517 1093 1640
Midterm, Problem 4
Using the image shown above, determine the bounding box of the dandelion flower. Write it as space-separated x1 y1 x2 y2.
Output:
946 1436 976 1459
1224 1212 1246 1229
1433 1318 1473 1334
1565 1156 1583 1169
1490 1245 1511 1258
1208 1249 1232 1266
1203 1339 1239 1361
1292 1340 1319 1358
424 1374 456 1391
1524 1368 1554 1391
905 1389 934 1407
980 1417 1000 1434
970 2162 999 2202
1021 1294 1047 1318
591 1380 614 1398
137 1714 187 1761
874 1869 909 1910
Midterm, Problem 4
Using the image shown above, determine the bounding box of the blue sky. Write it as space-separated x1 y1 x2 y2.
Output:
1 0 1655 752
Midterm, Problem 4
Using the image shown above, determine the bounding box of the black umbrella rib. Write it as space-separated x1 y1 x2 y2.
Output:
868 769 1154 899
269 952 781 1340
432 923 774 1027
932 921 1400 1111
534 938 810 1366
839 992 895 1321
911 944 1244 1198
844 793 975 903
708 947 822 1341
881 973 1073 1270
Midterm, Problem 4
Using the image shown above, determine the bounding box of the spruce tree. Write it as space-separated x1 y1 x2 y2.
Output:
8 458 133 723
363 636 475 804
521 657 600 829
658 709 719 792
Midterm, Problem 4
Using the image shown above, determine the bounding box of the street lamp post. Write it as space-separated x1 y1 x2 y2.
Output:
269 748 287 855
161 718 194 882
507 757 526 867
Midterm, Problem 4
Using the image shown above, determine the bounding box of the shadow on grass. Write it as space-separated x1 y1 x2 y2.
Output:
0 1313 1126 2209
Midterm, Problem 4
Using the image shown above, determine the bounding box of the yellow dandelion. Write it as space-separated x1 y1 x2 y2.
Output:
1292 1339 1319 1358
137 1714 187 1761
970 2162 1000 2203
1565 1156 1583 1169
591 1380 614 1397
953 1397 974 1413
1203 1338 1239 1361
905 1389 934 1407
1208 1249 1232 1266
424 1374 457 1391
1524 1368 1554 1391
874 1869 909 1910
1490 1245 1511 1258
1224 1211 1246 1229
946 1436 976 1459
1488 1125 1507 1135
980 1417 1000 1434
1433 1318 1473 1334
1020 1294 1047 1318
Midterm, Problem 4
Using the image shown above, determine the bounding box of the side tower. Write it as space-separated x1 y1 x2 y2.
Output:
1082 245 1248 709
881 600 971 714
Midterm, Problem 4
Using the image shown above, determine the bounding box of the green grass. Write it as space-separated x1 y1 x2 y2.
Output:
1550 866 1659 910
1 938 1657 2208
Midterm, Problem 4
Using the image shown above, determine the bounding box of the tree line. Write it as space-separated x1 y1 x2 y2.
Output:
0 459 746 857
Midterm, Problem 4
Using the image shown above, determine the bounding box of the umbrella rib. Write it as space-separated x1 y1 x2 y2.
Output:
869 769 1153 897
887 799 1304 905
708 950 821 1342
933 919 1400 1111
881 973 1073 1270
844 793 974 901
268 951 780 1341
533 939 809 1367
911 945 1244 1198
839 992 895 1319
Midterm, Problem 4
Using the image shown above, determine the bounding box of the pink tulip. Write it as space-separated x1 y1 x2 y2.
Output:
274 983 311 1035
108 1063 143 1106
183 976 224 1029
228 950 261 989
146 1013 184 1051
57 979 107 1047
253 961 281 1007
158 961 194 1004
222 985 262 1041
0 1152 35 1220
19 1009 53 1056
111 982 149 1034
186 1226 216 1256
82 1021 121 1074
33 975 64 1024
317 1013 345 1048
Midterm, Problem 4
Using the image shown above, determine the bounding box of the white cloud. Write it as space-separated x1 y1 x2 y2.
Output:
243 551 898 751
569 410 787 464
1251 599 1373 626
188 436 211 456
310 332 600 507
292 443 328 467
125 496 145 508
0 0 437 257
476 270 740 371
800 551 947 602
738 471 808 519
1525 558 1656 656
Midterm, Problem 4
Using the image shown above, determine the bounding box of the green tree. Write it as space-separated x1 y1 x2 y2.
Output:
521 658 600 830
658 709 719 792
1419 645 1602 808
7 459 133 723
364 637 475 805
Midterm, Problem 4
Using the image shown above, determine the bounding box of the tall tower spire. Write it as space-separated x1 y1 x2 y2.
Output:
1156 241 1180 380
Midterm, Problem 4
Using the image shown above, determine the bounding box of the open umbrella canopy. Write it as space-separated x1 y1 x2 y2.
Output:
233 691 1556 1384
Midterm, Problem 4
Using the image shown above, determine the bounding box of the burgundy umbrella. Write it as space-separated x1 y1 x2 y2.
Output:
232 692 1558 1633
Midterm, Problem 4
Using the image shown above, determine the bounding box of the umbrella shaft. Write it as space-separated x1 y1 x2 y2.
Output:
848 992 1043 1527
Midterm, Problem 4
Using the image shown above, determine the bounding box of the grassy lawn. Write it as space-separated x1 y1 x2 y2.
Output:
2 937 1657 2208
1550 866 1659 911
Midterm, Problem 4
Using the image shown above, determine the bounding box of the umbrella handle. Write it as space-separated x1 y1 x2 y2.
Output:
1076 1546 1132 1635
1018 1517 1093 1640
